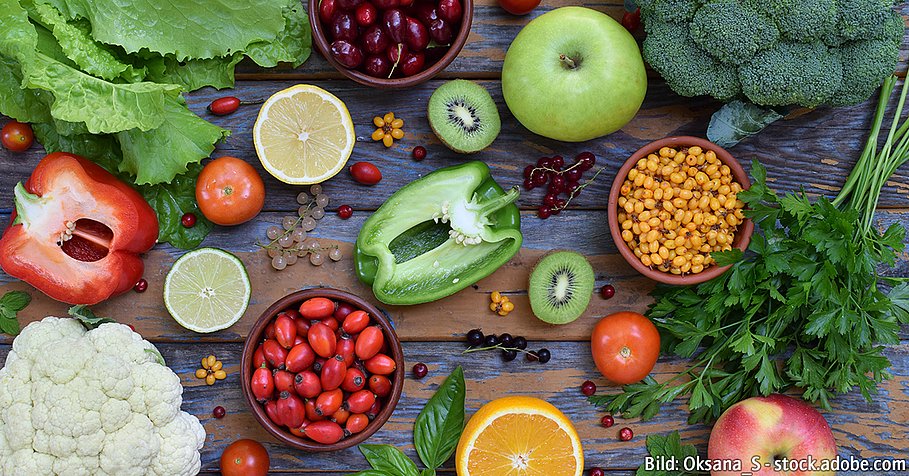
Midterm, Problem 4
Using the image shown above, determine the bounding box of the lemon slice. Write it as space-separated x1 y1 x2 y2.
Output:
253 84 356 184
164 248 251 333
456 396 584 476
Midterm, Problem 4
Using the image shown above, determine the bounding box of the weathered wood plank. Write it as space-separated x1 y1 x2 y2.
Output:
1 342 905 473
2 79 909 212
2 209 907 344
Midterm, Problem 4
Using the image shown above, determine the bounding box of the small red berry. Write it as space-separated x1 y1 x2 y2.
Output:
181 212 197 228
412 146 427 161
337 205 353 219
213 406 226 419
412 362 428 379
600 284 615 300
618 426 634 441
127 324 136 332
133 278 148 293
208 96 241 116
589 468 605 476
601 414 614 428
537 205 552 219
581 380 596 396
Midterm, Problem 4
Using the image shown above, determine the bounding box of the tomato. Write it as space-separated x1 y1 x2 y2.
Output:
345 389 377 414
346 413 370 434
294 370 322 398
285 342 316 373
274 314 297 349
308 322 337 358
355 326 385 360
349 161 382 185
320 355 347 391
342 367 367 392
496 0 539 15
1 121 34 152
342 310 370 334
196 156 265 226
220 439 269 476
590 312 660 385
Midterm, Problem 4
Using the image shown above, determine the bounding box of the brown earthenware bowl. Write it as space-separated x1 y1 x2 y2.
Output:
308 0 473 88
607 136 754 286
240 287 404 451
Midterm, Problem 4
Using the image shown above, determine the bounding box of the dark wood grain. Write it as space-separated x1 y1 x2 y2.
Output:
2 78 909 213
1 342 905 473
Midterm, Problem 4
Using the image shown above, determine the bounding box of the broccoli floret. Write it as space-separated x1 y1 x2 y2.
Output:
690 1 779 64
878 9 906 46
830 38 900 106
836 0 899 42
752 0 837 42
638 0 703 23
643 21 740 101
739 42 843 108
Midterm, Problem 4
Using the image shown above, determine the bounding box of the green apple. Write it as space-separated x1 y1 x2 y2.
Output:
502 7 647 142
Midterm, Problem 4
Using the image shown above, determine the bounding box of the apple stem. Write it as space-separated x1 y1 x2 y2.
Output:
559 54 578 70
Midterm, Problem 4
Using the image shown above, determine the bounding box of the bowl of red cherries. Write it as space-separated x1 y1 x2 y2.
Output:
309 0 472 87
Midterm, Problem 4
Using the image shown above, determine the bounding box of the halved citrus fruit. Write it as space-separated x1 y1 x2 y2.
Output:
164 248 250 333
253 84 355 185
456 396 584 476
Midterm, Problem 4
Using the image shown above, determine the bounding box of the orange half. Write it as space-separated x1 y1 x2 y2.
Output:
456 396 584 476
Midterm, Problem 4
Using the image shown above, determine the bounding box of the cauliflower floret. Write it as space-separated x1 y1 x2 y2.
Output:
0 317 206 476
151 412 206 476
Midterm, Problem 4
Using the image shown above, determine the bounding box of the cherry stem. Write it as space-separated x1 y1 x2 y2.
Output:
388 44 403 79
562 166 606 210
462 344 535 356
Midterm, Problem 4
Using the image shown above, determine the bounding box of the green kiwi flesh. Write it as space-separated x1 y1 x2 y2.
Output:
427 80 501 154
529 251 595 325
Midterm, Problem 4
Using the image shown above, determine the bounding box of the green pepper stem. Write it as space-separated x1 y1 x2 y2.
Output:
13 182 42 227
476 186 520 217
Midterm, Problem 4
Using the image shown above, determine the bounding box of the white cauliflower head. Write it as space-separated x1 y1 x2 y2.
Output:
0 317 206 476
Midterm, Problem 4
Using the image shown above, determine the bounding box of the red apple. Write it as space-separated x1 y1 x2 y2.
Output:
708 394 837 476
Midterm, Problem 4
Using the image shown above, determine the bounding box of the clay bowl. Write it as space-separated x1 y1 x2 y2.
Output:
308 0 473 88
240 287 404 451
607 136 754 286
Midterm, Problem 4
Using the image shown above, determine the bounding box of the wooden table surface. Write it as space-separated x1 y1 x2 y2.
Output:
2 1 909 474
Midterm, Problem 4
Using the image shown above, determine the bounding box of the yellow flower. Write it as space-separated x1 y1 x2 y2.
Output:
372 112 405 147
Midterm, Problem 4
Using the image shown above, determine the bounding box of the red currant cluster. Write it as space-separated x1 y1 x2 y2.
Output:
522 152 598 219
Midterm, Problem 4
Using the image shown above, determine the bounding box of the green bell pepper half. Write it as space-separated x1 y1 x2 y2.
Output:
355 161 522 305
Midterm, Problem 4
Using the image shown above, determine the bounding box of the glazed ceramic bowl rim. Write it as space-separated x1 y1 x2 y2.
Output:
607 136 755 286
308 0 474 88
239 287 405 452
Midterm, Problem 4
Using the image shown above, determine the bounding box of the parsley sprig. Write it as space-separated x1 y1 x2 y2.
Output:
591 75 909 424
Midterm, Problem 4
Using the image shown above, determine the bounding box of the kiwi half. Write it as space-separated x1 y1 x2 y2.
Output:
427 80 501 154
528 251 595 325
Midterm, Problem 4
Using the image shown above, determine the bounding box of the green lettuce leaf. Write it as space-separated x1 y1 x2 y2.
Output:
117 96 228 184
26 1 134 81
138 163 213 249
32 122 122 172
43 0 286 60
145 54 244 92
246 0 311 68
0 54 52 123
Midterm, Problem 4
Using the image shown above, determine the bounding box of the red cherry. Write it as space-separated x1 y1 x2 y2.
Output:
600 284 615 300
133 278 148 293
537 206 551 219
412 146 427 161
212 406 226 419
523 179 535 190
601 414 614 428
355 2 377 26
543 194 557 207
581 380 596 396
181 212 196 228
337 205 353 219
618 427 634 441
590 468 605 476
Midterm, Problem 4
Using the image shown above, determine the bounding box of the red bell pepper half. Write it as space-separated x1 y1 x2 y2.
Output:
0 153 159 304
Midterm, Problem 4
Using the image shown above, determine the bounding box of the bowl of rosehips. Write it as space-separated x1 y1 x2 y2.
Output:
240 288 405 451
310 0 472 87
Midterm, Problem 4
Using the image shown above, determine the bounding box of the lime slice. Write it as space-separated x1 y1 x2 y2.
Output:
164 248 251 333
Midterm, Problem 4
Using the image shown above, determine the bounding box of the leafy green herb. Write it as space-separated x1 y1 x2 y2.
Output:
0 291 31 335
706 101 784 148
635 431 702 476
138 162 212 249
592 75 909 424
348 367 466 475
67 304 115 329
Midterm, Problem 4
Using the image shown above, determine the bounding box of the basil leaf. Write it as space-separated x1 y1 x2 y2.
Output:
421 470 436 476
68 305 116 329
347 472 392 476
0 291 31 336
138 162 212 249
359 445 419 476
414 366 466 469
707 101 783 148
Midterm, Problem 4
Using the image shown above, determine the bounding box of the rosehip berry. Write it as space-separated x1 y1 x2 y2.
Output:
619 427 634 441
212 406 226 419
412 362 428 379
181 212 197 228
581 380 596 396
133 278 148 293
590 468 605 476
601 414 614 428
207 97 241 116
601 284 615 299
337 205 353 219
412 146 427 161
